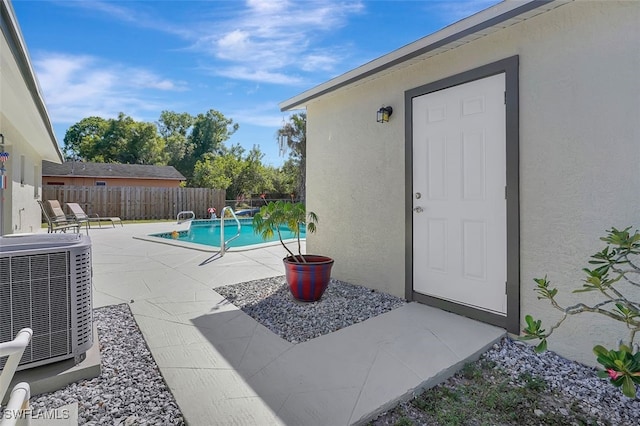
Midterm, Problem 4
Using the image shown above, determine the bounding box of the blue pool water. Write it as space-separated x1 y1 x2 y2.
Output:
152 219 305 249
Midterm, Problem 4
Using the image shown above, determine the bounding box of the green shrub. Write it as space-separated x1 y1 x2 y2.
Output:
522 227 640 397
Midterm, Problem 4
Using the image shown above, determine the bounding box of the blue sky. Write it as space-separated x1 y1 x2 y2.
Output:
13 0 500 167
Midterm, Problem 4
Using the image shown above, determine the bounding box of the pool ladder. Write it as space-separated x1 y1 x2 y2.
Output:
176 210 195 223
219 206 241 256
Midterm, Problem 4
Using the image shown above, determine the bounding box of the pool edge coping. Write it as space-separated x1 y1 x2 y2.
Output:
133 233 304 253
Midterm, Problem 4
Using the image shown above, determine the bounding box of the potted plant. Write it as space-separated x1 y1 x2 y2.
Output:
253 200 334 302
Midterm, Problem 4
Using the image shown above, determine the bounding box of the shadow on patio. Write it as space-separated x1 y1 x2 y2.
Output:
188 295 505 425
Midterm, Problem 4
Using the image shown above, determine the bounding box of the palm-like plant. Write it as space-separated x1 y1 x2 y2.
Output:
253 201 317 263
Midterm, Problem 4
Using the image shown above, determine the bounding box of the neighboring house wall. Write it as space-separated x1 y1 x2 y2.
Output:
304 1 639 366
0 0 63 235
42 177 182 187
42 161 186 188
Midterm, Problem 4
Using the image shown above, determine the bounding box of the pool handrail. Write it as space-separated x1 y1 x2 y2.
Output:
176 210 195 223
219 207 241 256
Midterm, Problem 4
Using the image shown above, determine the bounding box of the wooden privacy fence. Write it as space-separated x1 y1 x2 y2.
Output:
42 186 226 221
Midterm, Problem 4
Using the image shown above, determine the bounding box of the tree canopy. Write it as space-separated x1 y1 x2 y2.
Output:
277 113 306 200
62 109 300 200
192 145 267 200
63 113 166 165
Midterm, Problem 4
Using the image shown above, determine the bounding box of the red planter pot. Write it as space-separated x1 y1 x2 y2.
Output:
283 255 334 302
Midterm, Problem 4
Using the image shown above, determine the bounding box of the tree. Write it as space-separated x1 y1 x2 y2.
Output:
63 113 165 164
235 145 269 198
181 110 239 184
63 116 109 160
127 120 166 165
269 158 298 196
157 110 194 170
63 109 241 185
192 153 235 191
192 145 267 199
277 113 306 200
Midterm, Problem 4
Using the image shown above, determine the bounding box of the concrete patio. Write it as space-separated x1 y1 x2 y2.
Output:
89 222 505 425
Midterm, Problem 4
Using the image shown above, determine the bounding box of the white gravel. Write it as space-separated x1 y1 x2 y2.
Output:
215 275 407 343
484 338 640 425
370 337 640 425
28 278 640 425
30 304 184 425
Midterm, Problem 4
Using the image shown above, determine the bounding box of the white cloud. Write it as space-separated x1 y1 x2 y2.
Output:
300 53 338 73
128 70 188 91
57 0 193 38
246 0 289 15
217 30 251 53
54 0 501 91
210 66 303 86
60 0 364 86
229 101 288 128
33 53 188 124
192 0 364 84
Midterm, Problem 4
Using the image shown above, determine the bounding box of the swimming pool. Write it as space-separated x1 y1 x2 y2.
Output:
148 218 305 250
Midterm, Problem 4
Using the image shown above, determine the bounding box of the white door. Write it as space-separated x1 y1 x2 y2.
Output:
412 73 507 315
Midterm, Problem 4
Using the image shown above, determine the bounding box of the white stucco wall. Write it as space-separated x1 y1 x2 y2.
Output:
305 1 640 366
306 77 407 298
2 138 43 234
1 6 61 235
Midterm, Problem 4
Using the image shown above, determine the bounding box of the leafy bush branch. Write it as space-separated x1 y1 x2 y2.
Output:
521 227 640 398
253 201 317 263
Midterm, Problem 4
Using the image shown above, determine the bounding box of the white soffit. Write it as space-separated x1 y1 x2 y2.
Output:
1 0 63 162
280 0 572 111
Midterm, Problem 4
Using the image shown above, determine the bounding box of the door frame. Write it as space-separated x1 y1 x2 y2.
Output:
404 55 520 333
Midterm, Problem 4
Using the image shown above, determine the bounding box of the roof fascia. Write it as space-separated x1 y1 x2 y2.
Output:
280 0 561 111
0 0 63 162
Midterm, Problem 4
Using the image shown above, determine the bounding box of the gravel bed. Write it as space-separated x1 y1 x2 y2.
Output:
215 276 407 343
30 304 184 425
371 337 640 425
484 338 640 425
26 280 640 426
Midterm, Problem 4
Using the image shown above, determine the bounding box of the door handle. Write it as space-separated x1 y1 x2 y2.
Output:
413 206 424 213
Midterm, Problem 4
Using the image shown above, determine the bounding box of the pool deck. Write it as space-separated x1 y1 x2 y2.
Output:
88 222 505 425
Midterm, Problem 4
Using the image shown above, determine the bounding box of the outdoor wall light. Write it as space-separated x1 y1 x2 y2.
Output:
376 106 393 123
0 134 4 145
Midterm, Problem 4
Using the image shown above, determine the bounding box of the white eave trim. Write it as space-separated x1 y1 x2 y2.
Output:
1 0 63 162
280 0 571 111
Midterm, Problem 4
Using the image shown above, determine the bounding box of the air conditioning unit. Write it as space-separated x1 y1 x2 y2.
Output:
0 233 93 371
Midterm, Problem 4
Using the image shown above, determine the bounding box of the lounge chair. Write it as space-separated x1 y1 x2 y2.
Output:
235 208 260 217
66 202 123 228
38 200 83 234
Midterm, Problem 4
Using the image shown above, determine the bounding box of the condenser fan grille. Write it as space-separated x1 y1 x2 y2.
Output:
0 234 93 370
73 250 93 348
0 252 72 368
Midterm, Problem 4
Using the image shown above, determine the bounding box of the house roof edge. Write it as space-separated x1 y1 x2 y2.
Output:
1 0 63 162
279 0 568 111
